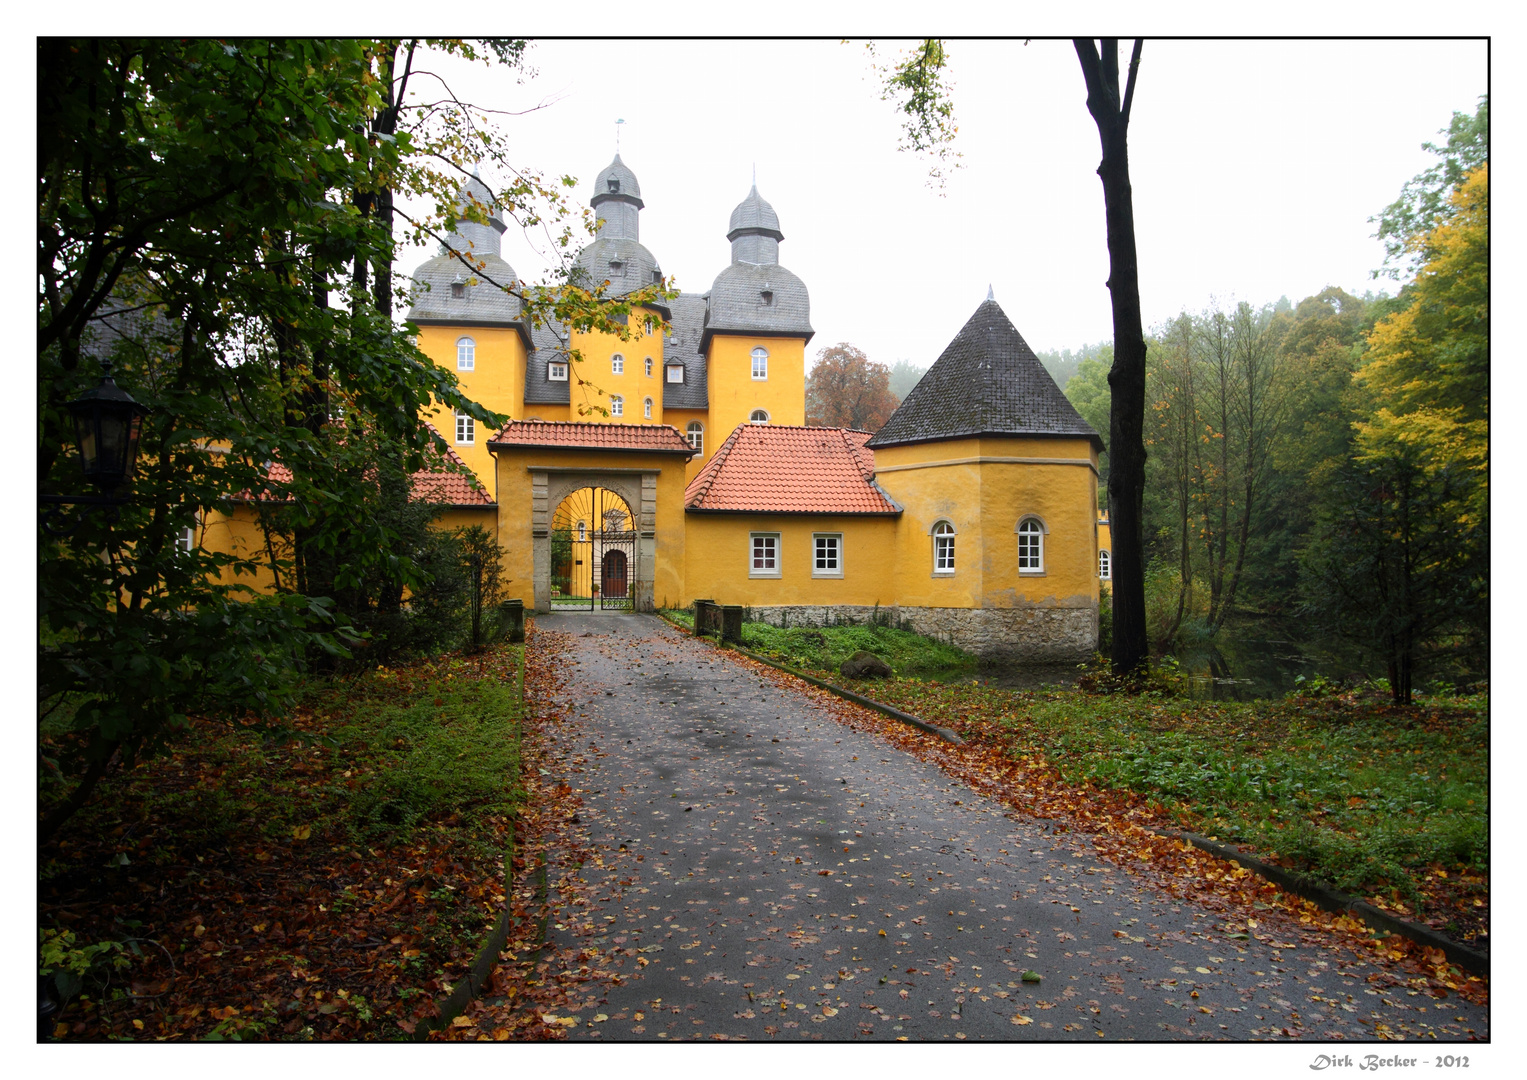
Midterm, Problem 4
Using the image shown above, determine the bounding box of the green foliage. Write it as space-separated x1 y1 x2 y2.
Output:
1371 95 1488 279
1063 348 1114 486
1036 339 1112 395
866 39 962 190
735 618 977 678
886 360 929 401
40 927 135 1017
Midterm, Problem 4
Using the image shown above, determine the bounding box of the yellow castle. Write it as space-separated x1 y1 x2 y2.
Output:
401 158 1109 660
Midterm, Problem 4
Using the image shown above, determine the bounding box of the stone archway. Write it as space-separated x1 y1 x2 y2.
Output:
531 468 658 612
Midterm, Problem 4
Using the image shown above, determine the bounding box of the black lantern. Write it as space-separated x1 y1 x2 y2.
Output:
66 363 149 490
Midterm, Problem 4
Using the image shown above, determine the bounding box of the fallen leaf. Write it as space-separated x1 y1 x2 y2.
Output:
1012 1015 1033 1025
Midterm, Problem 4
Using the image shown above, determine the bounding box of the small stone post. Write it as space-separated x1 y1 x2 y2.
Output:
500 599 525 643
721 605 743 644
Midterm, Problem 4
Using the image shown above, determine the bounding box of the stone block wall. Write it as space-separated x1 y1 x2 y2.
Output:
742 604 1097 663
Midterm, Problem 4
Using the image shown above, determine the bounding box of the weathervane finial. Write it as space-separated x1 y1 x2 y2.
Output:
616 118 625 153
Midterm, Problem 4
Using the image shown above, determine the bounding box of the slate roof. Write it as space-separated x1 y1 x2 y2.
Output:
684 425 901 515
702 262 812 351
406 176 527 333
866 298 1104 451
488 420 696 456
662 292 710 410
592 154 643 208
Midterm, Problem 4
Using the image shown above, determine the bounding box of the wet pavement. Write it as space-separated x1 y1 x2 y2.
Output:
528 612 1488 1042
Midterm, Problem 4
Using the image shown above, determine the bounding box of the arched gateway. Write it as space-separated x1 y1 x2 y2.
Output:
487 421 697 613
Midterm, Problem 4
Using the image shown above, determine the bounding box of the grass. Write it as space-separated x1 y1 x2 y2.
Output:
662 608 978 679
39 644 525 1041
852 672 1488 939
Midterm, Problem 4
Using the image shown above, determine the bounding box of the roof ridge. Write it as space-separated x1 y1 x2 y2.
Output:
683 424 743 508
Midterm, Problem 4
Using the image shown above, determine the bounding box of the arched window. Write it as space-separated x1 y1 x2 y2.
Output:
1017 517 1046 573
932 520 955 574
611 395 624 417
644 397 653 419
751 347 769 380
645 357 653 377
686 421 704 455
749 408 770 424
1098 548 1112 580
456 336 475 371
611 354 625 375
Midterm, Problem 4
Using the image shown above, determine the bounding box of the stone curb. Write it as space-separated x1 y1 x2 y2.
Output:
655 611 962 744
654 612 1487 981
1159 828 1489 979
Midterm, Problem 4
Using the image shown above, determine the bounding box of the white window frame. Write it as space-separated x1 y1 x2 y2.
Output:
547 362 568 382
1017 516 1046 575
932 520 956 576
612 354 624 375
749 532 781 578
686 421 704 455
1099 548 1112 581
644 397 653 419
812 533 843 579
610 395 624 417
456 336 475 371
175 523 196 555
666 363 685 383
749 408 770 424
645 357 653 377
455 411 474 445
751 347 769 380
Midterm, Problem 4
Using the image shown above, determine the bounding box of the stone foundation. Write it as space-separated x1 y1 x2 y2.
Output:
740 604 1098 663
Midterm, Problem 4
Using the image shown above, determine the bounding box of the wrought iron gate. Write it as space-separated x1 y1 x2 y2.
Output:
549 486 636 611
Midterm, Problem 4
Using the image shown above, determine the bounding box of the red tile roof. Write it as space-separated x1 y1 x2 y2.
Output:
684 425 901 515
489 420 696 455
233 424 492 506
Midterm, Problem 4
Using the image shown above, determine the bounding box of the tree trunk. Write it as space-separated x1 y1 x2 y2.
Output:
1076 39 1149 674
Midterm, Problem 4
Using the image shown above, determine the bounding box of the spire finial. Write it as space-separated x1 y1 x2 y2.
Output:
616 117 625 153
471 161 480 179
986 284 994 302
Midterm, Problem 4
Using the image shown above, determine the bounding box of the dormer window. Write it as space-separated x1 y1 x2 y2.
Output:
761 289 774 306
607 177 619 193
666 363 685 384
652 270 662 285
547 362 568 381
451 279 466 299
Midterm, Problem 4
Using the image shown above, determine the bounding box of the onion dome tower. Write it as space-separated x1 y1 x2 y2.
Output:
406 174 525 327
701 184 812 350
573 154 665 297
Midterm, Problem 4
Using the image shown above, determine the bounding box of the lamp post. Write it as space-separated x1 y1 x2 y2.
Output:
40 362 149 534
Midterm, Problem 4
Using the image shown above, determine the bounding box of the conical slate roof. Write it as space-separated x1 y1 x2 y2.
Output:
592 154 643 207
866 298 1103 450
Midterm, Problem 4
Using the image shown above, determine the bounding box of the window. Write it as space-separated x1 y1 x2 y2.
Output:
1017 517 1046 573
455 411 474 444
813 533 843 578
547 362 568 381
450 280 466 299
175 524 195 555
761 289 774 307
610 395 624 417
644 397 653 419
750 533 780 578
578 520 586 542
933 520 955 574
457 336 475 371
612 354 624 375
667 363 685 383
751 347 769 380
686 421 703 455
1099 548 1112 581
645 357 653 377
749 409 770 424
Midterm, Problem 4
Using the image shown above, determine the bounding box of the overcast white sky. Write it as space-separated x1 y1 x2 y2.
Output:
399 38 1486 369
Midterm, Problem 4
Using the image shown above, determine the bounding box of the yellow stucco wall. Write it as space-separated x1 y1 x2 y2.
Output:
682 514 900 607
566 308 667 426
872 436 1100 610
416 324 527 492
703 334 807 447
662 408 710 484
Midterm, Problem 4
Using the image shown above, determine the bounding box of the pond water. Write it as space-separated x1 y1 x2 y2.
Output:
920 619 1374 701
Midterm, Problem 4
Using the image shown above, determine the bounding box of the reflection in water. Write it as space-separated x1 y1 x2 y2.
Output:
920 621 1375 701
